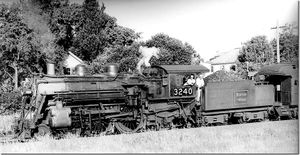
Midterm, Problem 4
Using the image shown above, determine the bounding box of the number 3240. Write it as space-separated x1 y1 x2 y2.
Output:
173 88 193 96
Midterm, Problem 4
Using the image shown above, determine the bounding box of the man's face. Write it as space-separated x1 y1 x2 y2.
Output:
191 75 194 79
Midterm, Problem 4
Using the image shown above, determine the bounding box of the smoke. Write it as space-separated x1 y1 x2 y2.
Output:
20 1 56 63
136 46 160 73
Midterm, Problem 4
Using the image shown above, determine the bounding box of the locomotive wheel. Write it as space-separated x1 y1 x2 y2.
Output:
237 117 245 124
35 124 51 137
94 119 113 134
115 106 144 134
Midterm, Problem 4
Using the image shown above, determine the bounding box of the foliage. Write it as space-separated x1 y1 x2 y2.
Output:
238 35 273 64
104 25 140 48
70 0 106 61
146 33 198 65
89 43 141 74
50 3 82 51
236 35 274 76
0 3 44 89
26 0 69 11
68 0 140 64
0 90 22 115
237 24 298 77
270 23 298 63
107 43 141 72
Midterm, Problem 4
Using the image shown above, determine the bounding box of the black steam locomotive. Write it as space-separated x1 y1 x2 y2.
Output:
12 62 298 139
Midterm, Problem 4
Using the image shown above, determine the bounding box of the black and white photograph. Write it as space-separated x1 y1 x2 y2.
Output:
0 0 298 153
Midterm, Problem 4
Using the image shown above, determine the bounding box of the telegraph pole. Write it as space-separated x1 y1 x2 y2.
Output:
271 21 286 63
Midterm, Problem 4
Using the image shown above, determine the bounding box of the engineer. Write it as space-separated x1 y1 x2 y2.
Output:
184 74 196 86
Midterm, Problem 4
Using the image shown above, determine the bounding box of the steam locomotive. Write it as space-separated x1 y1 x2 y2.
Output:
12 62 298 139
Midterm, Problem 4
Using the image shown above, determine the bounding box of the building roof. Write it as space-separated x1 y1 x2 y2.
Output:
207 48 240 65
155 65 209 74
68 51 84 64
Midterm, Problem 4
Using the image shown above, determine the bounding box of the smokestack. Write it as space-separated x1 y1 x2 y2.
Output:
47 63 55 75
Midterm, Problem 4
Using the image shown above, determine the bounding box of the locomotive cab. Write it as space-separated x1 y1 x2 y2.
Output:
140 65 209 129
142 65 209 99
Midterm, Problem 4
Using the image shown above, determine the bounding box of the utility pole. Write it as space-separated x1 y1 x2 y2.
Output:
271 21 286 63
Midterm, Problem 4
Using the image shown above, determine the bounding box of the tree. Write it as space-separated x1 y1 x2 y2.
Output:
237 35 273 75
23 0 140 74
238 35 273 64
20 0 69 73
271 23 298 63
90 43 141 73
50 4 81 51
146 33 198 65
24 0 69 12
70 0 140 63
106 43 141 72
104 25 140 48
0 3 42 90
70 0 108 61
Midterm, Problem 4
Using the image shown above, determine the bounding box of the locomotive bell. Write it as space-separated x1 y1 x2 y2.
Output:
47 63 55 75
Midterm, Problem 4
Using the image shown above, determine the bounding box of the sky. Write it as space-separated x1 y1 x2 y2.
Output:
1 0 298 61
73 0 298 61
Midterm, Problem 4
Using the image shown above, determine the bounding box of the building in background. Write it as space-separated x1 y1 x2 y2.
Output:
206 48 240 73
63 51 84 75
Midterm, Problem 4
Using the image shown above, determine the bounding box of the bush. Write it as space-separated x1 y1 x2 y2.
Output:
0 91 23 115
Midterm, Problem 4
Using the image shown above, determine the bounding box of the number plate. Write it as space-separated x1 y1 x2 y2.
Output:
235 90 248 104
172 87 193 96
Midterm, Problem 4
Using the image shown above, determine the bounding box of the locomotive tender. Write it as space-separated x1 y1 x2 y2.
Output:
12 62 298 139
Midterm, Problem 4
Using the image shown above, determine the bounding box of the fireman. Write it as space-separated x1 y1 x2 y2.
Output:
195 74 205 105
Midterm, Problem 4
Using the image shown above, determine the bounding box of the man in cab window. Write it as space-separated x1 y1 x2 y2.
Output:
184 74 196 86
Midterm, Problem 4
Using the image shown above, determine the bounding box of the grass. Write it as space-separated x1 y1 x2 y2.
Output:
0 113 19 133
0 117 298 153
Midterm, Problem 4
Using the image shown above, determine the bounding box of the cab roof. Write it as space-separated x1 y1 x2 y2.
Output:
257 63 298 76
153 65 209 74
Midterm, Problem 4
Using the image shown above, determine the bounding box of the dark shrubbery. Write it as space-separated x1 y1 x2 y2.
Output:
0 91 23 115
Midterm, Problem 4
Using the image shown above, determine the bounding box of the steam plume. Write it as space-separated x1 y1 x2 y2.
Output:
20 1 56 63
136 46 160 73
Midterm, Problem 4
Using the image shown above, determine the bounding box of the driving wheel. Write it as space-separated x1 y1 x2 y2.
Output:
94 119 113 134
115 106 144 134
